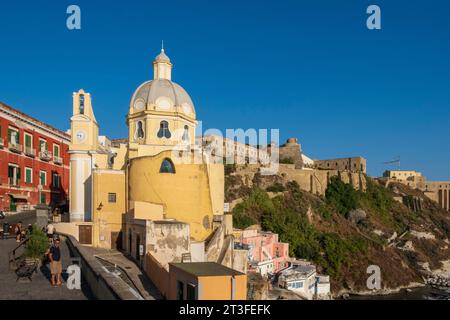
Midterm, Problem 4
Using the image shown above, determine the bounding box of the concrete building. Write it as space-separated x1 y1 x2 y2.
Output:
168 262 247 300
56 48 247 300
314 157 366 173
278 261 330 299
238 229 289 276
199 135 271 166
0 102 70 212
383 170 450 211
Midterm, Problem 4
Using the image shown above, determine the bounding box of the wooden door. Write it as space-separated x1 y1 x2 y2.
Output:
79 225 92 245
111 231 122 250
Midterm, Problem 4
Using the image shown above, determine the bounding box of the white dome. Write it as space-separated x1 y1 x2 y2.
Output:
130 79 195 116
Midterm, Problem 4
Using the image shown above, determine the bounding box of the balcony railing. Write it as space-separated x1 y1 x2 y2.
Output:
8 142 23 153
39 150 52 161
24 147 36 157
54 155 63 164
8 178 20 188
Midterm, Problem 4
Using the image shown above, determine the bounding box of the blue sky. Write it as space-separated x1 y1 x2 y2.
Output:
0 0 449 179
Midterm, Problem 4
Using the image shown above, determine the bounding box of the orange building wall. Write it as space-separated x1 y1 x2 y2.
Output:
198 275 247 300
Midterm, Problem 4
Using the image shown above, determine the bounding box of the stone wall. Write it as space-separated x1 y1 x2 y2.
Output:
314 157 367 174
279 138 303 169
230 164 367 196
64 235 139 300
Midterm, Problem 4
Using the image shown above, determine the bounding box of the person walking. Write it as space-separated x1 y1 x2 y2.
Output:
48 238 62 287
14 221 22 242
46 223 55 243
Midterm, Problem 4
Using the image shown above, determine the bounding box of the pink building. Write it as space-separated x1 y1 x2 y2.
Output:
240 229 289 276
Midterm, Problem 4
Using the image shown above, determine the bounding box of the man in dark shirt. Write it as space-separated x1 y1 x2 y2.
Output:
49 238 62 286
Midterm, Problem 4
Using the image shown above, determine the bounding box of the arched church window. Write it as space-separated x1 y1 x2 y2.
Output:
160 158 176 174
182 125 190 142
79 94 85 114
136 121 145 139
157 121 171 139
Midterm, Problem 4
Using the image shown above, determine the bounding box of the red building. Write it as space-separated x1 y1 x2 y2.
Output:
0 102 70 212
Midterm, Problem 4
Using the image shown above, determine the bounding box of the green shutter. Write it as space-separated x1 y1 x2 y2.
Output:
54 145 59 157
8 129 12 143
26 169 32 183
16 132 20 144
8 166 13 178
25 135 31 148
16 167 20 180
40 193 46 204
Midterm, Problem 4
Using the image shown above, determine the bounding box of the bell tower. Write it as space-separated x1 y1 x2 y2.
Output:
69 89 98 222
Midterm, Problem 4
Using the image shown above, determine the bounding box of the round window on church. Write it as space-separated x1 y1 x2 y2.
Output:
156 97 172 110
134 99 145 111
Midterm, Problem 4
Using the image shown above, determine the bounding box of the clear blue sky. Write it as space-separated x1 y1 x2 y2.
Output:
1 0 449 179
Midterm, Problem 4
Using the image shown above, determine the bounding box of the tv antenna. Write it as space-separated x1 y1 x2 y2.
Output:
383 156 401 170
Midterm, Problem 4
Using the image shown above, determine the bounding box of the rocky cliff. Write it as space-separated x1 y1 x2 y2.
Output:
226 165 450 295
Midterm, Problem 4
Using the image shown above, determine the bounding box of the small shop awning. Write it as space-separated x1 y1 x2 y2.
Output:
8 194 28 200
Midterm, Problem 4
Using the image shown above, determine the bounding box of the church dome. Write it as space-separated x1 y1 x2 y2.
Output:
130 79 196 116
129 48 196 117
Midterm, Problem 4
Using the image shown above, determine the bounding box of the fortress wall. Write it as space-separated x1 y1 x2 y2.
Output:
315 157 367 174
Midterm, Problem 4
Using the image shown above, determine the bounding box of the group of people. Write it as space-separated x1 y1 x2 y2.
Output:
14 221 33 242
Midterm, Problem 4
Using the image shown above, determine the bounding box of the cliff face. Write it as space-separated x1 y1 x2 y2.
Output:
226 167 450 295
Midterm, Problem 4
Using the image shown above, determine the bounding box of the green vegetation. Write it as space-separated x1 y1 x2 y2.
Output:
266 182 285 193
232 182 368 277
25 225 49 260
279 157 294 164
325 176 359 218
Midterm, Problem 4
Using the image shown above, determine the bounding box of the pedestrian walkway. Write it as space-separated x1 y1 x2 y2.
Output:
0 238 94 300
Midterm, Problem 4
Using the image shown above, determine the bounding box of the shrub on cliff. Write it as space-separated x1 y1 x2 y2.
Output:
280 157 294 164
266 182 285 193
325 176 359 217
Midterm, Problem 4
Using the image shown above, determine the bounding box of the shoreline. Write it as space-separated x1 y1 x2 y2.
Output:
336 282 426 298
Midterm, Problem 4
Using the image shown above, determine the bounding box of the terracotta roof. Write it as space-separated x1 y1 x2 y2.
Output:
0 101 70 139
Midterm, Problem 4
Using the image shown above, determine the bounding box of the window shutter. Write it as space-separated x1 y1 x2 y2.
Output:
16 167 21 180
8 166 13 178
25 135 31 148
8 129 12 143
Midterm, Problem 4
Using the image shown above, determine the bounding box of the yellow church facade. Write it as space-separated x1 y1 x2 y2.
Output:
61 49 247 299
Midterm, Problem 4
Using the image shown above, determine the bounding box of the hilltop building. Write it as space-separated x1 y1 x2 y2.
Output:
221 136 367 197
57 49 247 300
0 103 70 212
383 170 450 211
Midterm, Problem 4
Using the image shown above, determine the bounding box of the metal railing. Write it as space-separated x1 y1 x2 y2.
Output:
39 150 52 161
9 237 30 271
8 142 23 153
8 178 20 188
24 146 36 157
53 155 63 164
